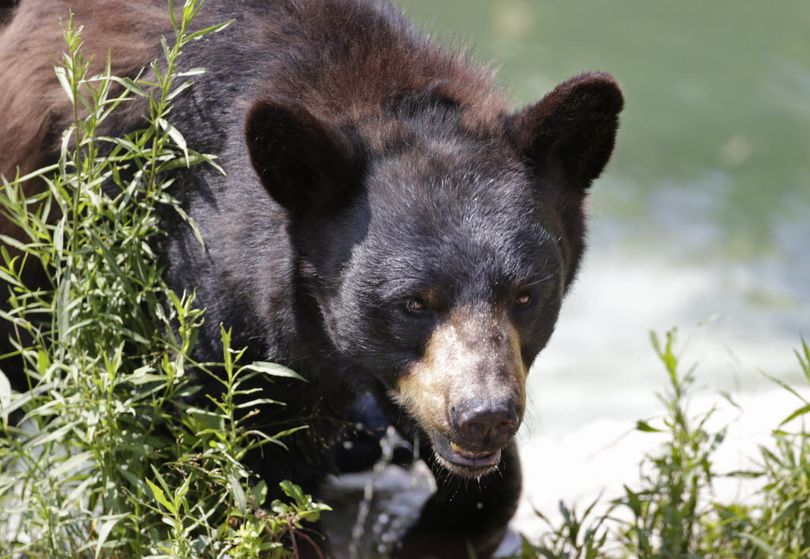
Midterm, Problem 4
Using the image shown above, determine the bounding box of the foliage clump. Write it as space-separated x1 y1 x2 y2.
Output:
513 334 810 559
0 2 327 557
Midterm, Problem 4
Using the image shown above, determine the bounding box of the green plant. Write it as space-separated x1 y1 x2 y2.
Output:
615 331 726 558
516 498 610 559
514 333 810 559
0 2 327 557
746 339 810 557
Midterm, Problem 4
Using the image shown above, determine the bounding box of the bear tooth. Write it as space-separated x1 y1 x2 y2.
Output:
450 441 489 458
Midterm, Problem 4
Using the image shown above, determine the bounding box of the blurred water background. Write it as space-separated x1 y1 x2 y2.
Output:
396 0 810 427
388 0 810 542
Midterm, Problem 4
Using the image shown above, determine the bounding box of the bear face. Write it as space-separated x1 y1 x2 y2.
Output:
314 148 563 477
245 72 623 478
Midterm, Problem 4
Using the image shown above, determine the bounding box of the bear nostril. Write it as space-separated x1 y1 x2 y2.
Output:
452 399 520 446
495 420 517 435
463 421 487 439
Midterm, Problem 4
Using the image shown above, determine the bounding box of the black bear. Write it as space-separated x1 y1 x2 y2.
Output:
0 0 623 556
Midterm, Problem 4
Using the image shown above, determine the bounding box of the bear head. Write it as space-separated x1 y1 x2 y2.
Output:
245 72 623 478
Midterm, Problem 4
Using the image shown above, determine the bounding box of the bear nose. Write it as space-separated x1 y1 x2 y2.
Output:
450 398 520 448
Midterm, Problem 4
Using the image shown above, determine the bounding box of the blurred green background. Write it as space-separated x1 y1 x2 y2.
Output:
396 0 810 429
397 0 810 256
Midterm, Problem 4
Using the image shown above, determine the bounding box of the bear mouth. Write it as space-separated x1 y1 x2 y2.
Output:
429 431 502 478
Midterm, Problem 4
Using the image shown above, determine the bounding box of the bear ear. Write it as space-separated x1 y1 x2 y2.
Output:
245 100 363 214
509 71 624 189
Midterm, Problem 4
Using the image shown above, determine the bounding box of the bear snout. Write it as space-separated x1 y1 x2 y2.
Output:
394 306 528 454
450 397 521 450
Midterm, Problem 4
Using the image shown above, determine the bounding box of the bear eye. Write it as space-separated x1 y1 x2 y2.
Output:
513 292 532 307
404 297 428 314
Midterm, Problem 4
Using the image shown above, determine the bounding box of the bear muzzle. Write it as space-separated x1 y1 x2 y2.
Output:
426 396 522 477
393 306 527 477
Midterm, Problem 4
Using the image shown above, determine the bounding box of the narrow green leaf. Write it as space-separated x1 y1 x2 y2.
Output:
242 361 306 381
737 533 784 558
146 478 175 515
229 474 247 514
779 403 810 427
176 67 206 78
54 66 75 104
186 19 235 42
110 76 147 97
636 420 662 433
94 516 122 558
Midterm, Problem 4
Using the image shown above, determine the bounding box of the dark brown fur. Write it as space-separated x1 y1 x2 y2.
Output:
249 2 508 132
0 1 170 244
0 1 507 199
0 1 168 179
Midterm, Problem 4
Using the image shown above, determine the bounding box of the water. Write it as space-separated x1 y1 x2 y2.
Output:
358 0 810 543
394 0 810 428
